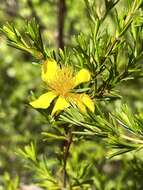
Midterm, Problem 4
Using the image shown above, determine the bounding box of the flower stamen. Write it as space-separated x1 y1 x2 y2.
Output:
48 67 75 96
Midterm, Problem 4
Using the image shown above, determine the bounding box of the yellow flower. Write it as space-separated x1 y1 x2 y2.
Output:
30 59 94 115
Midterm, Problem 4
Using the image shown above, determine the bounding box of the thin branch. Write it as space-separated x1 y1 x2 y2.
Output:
63 128 73 188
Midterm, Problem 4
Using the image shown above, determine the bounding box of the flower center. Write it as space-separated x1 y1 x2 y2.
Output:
48 66 75 96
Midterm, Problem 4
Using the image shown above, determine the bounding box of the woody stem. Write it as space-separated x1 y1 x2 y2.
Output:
63 128 73 188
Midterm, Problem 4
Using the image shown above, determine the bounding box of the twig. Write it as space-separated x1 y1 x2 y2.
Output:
63 128 73 188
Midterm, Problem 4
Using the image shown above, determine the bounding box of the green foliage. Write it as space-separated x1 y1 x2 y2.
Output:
0 0 143 189
17 143 60 189
1 19 46 59
60 104 143 157
0 173 19 190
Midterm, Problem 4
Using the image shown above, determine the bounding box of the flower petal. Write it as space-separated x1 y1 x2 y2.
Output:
30 91 57 109
68 93 94 113
41 59 58 83
81 94 95 112
68 93 86 112
52 96 70 115
76 99 86 112
73 69 91 87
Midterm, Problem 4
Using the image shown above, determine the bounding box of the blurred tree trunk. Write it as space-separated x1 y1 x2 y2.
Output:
57 0 66 49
